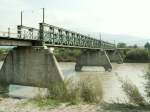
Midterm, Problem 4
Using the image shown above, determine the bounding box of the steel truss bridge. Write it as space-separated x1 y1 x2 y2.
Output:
0 23 115 49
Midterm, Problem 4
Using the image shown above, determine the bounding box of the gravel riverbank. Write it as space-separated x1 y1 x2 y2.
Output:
0 98 100 112
1 97 150 112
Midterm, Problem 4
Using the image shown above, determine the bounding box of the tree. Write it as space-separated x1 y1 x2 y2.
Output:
144 42 150 50
133 44 138 48
117 43 127 48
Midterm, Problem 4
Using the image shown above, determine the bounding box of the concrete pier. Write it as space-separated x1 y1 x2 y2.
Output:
75 50 112 71
0 47 64 95
107 50 123 64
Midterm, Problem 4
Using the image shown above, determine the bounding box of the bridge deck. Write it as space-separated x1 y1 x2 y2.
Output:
0 37 111 50
0 23 116 50
0 37 37 46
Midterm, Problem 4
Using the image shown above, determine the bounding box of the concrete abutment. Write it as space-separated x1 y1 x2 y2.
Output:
0 47 124 95
0 47 64 95
107 50 123 64
75 50 112 71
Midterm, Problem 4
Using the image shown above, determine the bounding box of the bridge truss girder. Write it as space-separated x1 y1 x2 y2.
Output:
17 23 115 49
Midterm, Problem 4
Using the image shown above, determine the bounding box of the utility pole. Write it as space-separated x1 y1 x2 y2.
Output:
8 27 10 37
100 33 101 41
100 33 102 46
114 40 117 49
21 11 23 26
42 8 45 23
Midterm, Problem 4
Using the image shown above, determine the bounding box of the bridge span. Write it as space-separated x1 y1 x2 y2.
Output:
0 23 115 49
0 23 123 95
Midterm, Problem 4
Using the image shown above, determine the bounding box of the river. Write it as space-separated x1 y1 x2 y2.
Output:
0 62 148 102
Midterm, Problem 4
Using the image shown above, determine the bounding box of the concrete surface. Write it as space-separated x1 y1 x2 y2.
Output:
0 47 64 94
75 50 112 71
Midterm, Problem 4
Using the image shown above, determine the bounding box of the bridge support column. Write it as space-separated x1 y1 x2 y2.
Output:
0 82 9 96
107 50 123 64
0 47 64 95
75 50 112 71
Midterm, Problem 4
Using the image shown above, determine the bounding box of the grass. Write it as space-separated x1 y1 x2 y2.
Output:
101 102 150 112
125 49 149 62
0 48 9 54
144 64 150 98
101 65 150 112
0 48 10 61
27 75 103 108
101 75 149 112
24 64 150 110
11 64 150 111
79 76 103 103
54 48 81 62
117 76 146 106
29 98 61 108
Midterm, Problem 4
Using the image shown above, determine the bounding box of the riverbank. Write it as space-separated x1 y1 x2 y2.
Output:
0 62 148 112
0 54 6 61
0 48 9 61
1 97 150 112
0 98 99 112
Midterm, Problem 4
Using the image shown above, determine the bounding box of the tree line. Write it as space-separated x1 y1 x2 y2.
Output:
117 42 150 49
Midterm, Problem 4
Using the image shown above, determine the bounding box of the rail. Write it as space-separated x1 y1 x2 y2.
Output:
0 23 116 49
17 25 40 40
39 23 115 49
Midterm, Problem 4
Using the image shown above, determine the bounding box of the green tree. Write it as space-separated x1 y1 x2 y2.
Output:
144 42 150 50
133 44 138 48
117 43 127 48
125 49 149 62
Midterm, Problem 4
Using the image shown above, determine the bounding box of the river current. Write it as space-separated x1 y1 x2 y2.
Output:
0 62 148 102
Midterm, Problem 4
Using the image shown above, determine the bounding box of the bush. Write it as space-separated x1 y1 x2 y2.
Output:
29 98 61 108
125 49 149 62
54 48 81 62
0 48 10 61
118 77 146 106
31 75 103 107
0 48 9 54
51 76 103 104
80 76 103 103
144 64 150 97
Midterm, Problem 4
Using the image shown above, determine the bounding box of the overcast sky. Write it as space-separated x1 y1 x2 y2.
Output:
1 0 150 44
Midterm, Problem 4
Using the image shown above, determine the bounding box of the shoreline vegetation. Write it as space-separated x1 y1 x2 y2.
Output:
1 65 150 112
29 75 103 107
1 48 150 111
1 42 150 63
124 49 150 63
1 43 150 111
1 47 150 63
0 48 9 61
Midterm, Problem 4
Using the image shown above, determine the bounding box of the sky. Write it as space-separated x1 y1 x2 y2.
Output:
1 0 150 45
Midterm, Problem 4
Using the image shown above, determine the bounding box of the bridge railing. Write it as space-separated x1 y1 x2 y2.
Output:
39 23 115 49
0 31 18 38
17 25 40 40
0 26 19 38
102 41 116 49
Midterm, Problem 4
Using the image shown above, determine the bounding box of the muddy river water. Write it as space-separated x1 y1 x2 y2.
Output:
0 62 148 103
